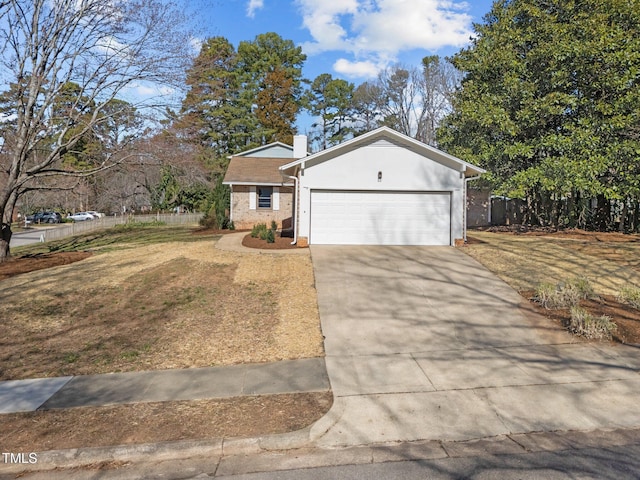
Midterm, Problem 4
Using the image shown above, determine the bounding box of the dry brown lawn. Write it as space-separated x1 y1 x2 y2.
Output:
0 229 330 454
464 230 640 296
0 392 333 452
0 235 324 381
464 230 640 344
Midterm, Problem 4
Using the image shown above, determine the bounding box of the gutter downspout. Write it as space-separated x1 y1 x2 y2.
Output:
464 173 482 243
281 172 298 245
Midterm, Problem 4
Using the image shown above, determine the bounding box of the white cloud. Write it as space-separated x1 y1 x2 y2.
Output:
296 0 472 77
132 84 175 97
190 37 204 54
95 35 130 58
296 0 360 54
351 0 472 53
247 0 264 18
333 58 381 78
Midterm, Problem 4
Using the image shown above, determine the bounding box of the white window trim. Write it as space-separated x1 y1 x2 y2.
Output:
273 187 280 211
249 186 256 210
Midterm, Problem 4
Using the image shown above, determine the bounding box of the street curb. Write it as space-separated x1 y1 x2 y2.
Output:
0 427 316 475
3 427 640 476
308 396 346 443
0 438 225 475
222 427 313 456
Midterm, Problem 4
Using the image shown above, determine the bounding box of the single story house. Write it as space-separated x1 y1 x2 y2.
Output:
224 126 485 246
222 142 296 230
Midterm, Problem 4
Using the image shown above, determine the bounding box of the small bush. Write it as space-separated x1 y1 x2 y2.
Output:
568 276 595 300
559 282 584 307
617 286 640 309
265 228 275 243
534 277 595 309
534 282 558 309
271 220 278 232
228 221 235 231
251 222 276 242
199 203 230 229
569 306 617 340
251 223 268 238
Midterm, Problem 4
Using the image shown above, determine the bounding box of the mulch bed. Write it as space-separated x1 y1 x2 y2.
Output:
0 252 92 281
521 290 640 344
242 233 302 250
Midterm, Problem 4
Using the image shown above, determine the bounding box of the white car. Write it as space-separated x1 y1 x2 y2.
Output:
87 211 105 218
68 212 95 221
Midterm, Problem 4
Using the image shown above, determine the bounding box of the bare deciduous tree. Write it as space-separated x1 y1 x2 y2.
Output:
416 56 461 146
373 58 461 145
0 0 194 261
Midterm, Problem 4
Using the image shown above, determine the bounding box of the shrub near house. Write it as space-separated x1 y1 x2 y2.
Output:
251 222 276 243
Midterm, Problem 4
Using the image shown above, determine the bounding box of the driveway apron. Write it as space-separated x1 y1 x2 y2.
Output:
310 246 640 447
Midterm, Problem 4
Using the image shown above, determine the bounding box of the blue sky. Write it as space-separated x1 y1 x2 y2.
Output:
126 0 496 132
201 0 495 82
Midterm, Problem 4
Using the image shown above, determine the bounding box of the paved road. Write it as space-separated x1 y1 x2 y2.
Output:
9 227 61 247
8 430 640 479
215 444 640 480
309 246 640 447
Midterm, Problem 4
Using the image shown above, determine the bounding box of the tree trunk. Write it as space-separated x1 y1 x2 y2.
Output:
619 200 628 233
0 223 11 263
594 194 611 231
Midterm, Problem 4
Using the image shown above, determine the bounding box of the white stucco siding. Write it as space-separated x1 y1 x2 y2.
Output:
301 139 461 191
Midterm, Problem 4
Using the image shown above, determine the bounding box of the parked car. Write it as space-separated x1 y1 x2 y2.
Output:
68 212 95 222
41 212 62 223
26 211 62 224
86 211 105 219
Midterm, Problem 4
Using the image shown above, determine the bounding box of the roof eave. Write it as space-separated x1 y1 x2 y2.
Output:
234 141 293 157
223 181 293 186
278 127 483 174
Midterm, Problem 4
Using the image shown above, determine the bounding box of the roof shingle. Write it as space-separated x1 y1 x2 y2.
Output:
223 157 293 185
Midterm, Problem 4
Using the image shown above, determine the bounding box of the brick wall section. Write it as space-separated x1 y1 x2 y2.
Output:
232 185 294 230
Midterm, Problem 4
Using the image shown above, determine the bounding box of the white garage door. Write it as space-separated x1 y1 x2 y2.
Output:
310 190 451 245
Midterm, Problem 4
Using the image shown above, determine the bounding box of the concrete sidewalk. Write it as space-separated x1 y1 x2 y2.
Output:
0 358 329 413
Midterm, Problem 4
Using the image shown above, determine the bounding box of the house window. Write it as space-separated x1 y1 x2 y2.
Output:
257 187 273 209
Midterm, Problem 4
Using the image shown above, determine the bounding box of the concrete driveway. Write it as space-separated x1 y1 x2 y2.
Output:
310 246 640 447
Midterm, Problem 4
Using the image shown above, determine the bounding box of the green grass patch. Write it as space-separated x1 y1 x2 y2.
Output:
617 286 640 309
569 307 617 340
112 220 167 230
12 224 220 256
534 277 595 309
64 352 80 364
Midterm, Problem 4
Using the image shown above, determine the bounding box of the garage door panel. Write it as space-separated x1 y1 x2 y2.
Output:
310 191 451 245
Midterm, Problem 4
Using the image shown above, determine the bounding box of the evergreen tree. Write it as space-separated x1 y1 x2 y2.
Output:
179 37 252 158
303 73 355 150
439 0 640 230
237 32 306 145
